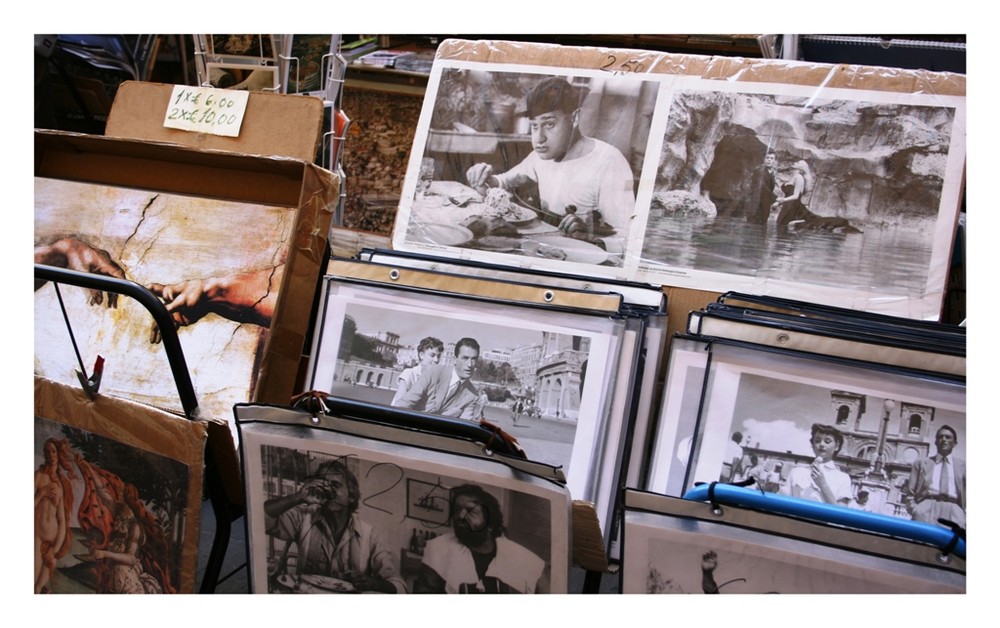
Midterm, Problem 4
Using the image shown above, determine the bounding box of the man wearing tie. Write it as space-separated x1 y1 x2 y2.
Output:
904 425 966 529
393 337 485 421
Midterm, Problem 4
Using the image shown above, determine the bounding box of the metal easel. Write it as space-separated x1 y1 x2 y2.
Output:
34 263 245 593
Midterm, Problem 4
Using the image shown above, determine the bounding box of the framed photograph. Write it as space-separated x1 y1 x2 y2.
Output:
631 77 966 320
305 277 628 533
686 341 966 531
643 335 710 497
34 376 207 594
34 177 295 438
621 489 964 593
205 62 279 92
237 405 571 593
622 313 669 491
392 61 662 278
207 34 277 63
284 34 336 96
689 306 966 377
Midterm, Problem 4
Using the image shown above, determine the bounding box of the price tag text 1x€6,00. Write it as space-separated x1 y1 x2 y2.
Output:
163 85 249 137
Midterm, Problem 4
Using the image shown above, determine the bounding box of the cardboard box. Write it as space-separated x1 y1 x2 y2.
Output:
105 80 326 163
35 129 339 503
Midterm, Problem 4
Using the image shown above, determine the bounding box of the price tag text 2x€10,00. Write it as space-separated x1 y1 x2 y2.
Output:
163 85 249 137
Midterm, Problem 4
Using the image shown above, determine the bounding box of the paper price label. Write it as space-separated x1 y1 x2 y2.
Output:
163 85 249 137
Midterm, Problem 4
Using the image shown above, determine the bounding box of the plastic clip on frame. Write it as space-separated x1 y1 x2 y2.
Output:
33 263 244 593
683 482 966 561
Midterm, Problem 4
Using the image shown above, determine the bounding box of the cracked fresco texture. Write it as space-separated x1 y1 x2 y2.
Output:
35 177 295 433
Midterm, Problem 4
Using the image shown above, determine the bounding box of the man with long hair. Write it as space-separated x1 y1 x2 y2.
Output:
413 483 547 593
264 459 405 593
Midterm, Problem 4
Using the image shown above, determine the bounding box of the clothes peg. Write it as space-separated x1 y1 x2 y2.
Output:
76 354 104 399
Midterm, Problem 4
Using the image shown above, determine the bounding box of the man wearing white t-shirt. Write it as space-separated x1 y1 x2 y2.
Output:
466 76 635 242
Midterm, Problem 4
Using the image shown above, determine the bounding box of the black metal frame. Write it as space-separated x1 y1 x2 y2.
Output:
34 263 245 593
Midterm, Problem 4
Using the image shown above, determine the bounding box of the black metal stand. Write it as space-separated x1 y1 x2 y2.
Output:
34 263 244 593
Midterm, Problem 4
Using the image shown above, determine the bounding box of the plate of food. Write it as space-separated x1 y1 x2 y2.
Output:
297 574 357 593
482 187 537 225
521 234 609 265
410 222 475 246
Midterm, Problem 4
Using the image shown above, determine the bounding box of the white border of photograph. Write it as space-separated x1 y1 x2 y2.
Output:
594 316 644 557
644 335 710 497
391 59 669 281
205 62 280 92
239 416 571 593
622 313 669 491
305 279 625 520
621 491 964 594
687 342 966 524
629 76 966 320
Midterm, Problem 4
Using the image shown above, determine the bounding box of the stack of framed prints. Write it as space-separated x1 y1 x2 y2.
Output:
391 38 965 321
641 292 966 547
351 248 670 560
34 376 207 594
234 401 571 593
300 256 665 552
620 488 964 594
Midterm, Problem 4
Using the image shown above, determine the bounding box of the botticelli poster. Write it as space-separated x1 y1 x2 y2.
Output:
34 377 206 594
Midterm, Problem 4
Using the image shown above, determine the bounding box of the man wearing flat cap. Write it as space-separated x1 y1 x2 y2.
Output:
466 76 635 243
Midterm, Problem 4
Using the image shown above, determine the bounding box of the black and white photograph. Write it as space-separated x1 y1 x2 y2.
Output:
687 343 966 531
621 492 965 594
643 336 710 497
206 62 279 92
306 282 621 505
633 77 966 320
239 427 570 593
393 62 660 275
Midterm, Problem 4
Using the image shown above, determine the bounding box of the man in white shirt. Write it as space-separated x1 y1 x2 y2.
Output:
412 483 547 593
393 337 484 420
466 76 635 243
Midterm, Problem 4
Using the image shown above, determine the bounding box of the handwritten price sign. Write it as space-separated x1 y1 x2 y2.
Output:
163 85 249 137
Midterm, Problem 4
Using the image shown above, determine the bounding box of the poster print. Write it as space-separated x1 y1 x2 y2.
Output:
622 500 964 594
285 34 336 95
687 343 966 532
34 378 206 594
208 34 277 62
34 177 296 431
240 423 570 593
306 282 621 507
632 77 966 320
392 61 660 277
